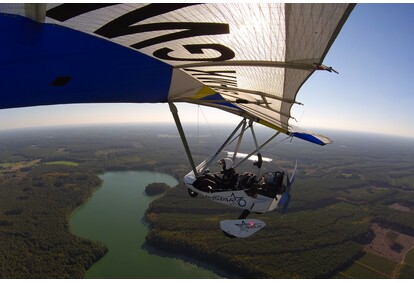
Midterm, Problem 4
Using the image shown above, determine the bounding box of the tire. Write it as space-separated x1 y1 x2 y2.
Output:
188 188 198 198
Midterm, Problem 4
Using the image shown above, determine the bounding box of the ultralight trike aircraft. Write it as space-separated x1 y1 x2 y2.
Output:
0 3 355 238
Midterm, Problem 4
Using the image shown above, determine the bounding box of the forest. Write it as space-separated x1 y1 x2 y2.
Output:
143 127 414 278
0 124 190 278
144 183 171 196
0 165 107 278
1 124 414 278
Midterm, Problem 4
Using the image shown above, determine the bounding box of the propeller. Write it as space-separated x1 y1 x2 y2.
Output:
287 160 298 191
278 160 298 215
279 193 291 215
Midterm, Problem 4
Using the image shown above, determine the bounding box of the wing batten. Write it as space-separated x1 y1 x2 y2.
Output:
174 60 318 71
24 3 46 23
0 3 355 144
211 86 300 105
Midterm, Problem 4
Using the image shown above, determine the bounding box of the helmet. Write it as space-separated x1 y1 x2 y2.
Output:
218 158 233 170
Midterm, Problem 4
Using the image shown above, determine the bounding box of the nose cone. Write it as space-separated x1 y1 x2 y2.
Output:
183 171 196 186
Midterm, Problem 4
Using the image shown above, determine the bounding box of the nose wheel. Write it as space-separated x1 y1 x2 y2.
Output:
188 188 198 198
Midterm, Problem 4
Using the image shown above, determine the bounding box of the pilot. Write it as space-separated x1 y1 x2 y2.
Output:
217 158 238 189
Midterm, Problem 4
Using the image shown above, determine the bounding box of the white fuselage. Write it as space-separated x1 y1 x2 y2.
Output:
184 172 282 213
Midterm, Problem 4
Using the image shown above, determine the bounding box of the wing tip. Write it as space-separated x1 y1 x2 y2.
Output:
290 131 333 146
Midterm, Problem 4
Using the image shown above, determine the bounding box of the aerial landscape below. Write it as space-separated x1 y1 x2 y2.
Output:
0 123 413 278
1 3 413 279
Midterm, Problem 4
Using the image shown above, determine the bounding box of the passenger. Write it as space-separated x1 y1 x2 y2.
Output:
197 158 238 192
217 158 238 190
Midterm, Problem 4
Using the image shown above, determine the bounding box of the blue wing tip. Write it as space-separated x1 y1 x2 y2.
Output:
290 132 333 146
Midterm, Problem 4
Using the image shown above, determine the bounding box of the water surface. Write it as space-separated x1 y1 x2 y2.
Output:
70 171 220 278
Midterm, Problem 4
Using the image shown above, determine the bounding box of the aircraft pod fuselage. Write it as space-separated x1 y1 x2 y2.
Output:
184 171 283 213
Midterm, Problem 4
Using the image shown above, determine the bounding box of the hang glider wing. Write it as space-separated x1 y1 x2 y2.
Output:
0 3 355 145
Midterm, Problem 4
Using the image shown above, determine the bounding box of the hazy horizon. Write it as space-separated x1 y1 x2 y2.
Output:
1 120 413 142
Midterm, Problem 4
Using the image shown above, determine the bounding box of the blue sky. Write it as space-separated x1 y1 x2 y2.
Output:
0 4 413 138
293 3 414 138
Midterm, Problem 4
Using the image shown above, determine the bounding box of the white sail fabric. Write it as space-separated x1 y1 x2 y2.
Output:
164 3 352 133
1 3 354 135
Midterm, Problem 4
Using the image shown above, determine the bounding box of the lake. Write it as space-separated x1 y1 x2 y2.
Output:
70 171 220 279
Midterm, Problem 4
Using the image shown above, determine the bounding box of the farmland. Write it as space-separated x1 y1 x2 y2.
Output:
0 124 413 278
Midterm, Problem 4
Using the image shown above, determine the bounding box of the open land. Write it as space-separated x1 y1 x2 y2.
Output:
0 123 413 278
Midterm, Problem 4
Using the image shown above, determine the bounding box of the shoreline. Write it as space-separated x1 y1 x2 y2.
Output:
141 242 237 279
70 170 224 278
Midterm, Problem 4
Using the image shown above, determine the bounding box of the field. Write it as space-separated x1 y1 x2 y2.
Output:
0 124 413 278
0 159 40 172
45 161 79 166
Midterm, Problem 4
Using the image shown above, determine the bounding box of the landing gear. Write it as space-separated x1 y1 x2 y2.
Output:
238 209 251 219
188 188 198 198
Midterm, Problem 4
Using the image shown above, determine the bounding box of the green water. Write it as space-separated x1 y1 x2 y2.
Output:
70 171 220 279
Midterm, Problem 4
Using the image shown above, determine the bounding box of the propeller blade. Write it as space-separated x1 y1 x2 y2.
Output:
289 160 298 188
279 192 291 215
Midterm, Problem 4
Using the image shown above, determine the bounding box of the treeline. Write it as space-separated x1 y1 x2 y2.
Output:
0 125 193 278
0 166 107 278
145 165 414 279
145 185 371 278
144 183 171 196
365 189 414 236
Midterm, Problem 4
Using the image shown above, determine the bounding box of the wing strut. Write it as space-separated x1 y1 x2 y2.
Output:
233 125 281 170
232 121 247 164
169 102 198 178
250 121 263 177
194 118 280 175
196 118 247 174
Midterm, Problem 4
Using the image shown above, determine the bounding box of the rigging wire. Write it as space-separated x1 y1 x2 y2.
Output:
197 105 200 144
290 106 305 132
261 135 292 154
198 105 219 146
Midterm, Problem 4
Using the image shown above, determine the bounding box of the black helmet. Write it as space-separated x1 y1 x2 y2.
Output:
217 158 233 170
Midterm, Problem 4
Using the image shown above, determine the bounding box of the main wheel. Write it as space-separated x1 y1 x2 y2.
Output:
188 188 198 198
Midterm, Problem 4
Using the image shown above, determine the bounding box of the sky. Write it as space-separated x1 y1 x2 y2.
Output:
293 3 414 138
0 3 413 138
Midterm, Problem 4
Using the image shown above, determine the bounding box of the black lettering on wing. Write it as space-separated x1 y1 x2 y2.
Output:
94 3 230 50
47 3 117 22
47 3 236 62
153 44 235 62
184 69 237 79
